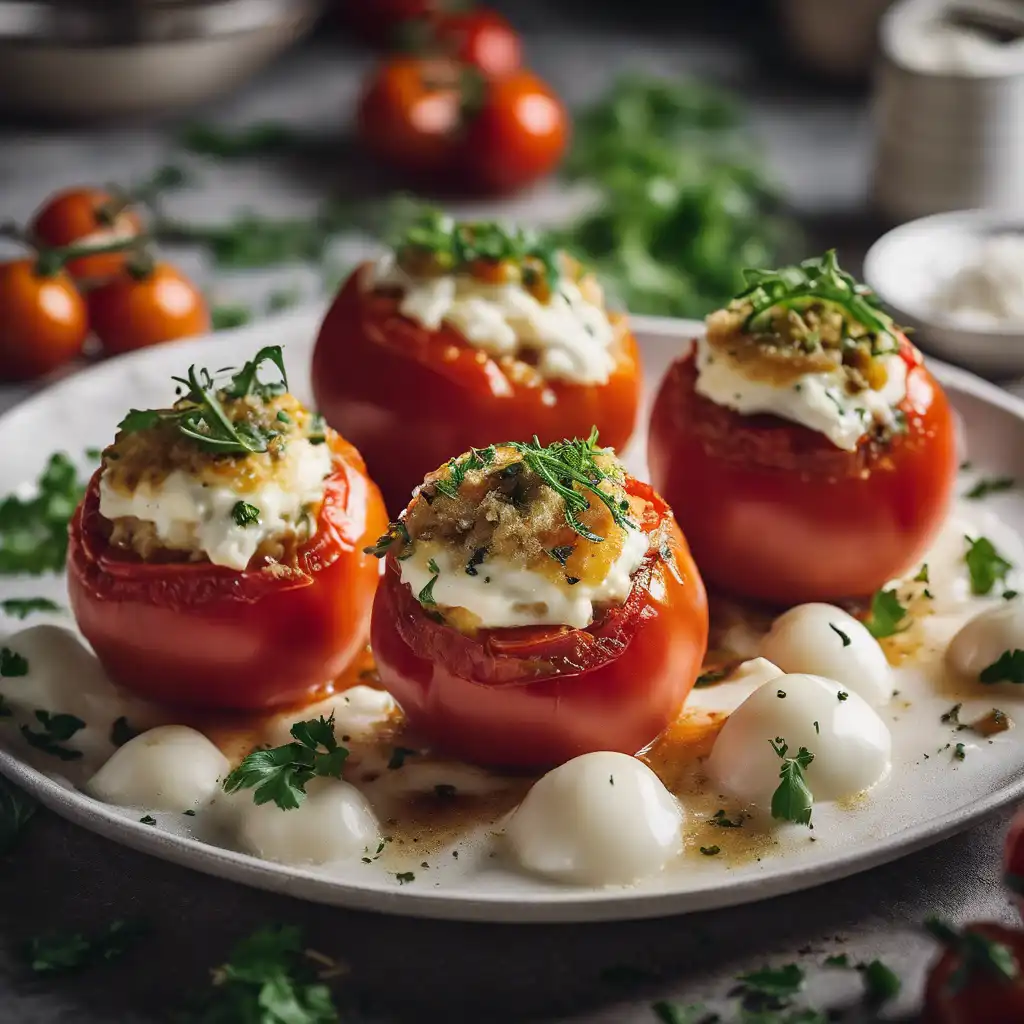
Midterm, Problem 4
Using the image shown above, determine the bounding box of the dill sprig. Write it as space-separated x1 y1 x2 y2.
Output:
737 250 897 352
116 346 295 456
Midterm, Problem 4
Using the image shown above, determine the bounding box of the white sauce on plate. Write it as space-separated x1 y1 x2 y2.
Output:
694 335 908 451
369 254 617 385
399 527 650 630
933 235 1024 328
98 438 333 571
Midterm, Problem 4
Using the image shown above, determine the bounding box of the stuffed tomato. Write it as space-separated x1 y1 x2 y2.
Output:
68 346 388 711
312 208 641 513
366 431 709 769
648 251 957 606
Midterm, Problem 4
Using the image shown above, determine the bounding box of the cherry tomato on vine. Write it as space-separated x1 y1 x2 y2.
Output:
432 9 521 77
0 259 88 381
86 262 210 357
28 187 142 282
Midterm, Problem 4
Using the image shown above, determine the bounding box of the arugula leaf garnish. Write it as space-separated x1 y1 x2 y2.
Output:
0 774 36 855
20 710 86 761
769 738 814 827
0 453 87 575
1 597 61 619
222 713 348 810
863 588 910 639
980 649 1024 685
965 536 1013 596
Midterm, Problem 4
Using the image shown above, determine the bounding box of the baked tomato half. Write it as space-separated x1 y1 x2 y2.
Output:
923 920 1024 1024
368 439 708 769
67 349 388 712
313 213 641 514
648 253 957 606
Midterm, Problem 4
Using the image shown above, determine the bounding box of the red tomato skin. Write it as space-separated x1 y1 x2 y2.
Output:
647 343 957 605
67 436 389 711
370 477 709 769
0 260 88 382
1005 810 1024 918
87 263 211 356
923 922 1024 1024
461 70 568 194
29 187 142 281
437 10 521 77
312 266 641 513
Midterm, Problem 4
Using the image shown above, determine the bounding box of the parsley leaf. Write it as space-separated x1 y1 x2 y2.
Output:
769 738 814 826
863 588 909 639
232 501 261 528
394 871 415 885
859 959 901 1004
980 649 1024 684
0 453 86 575
965 535 1013 596
0 774 36 855
20 710 85 761
26 919 145 974
736 962 805 1003
222 714 349 810
965 476 1015 500
0 647 28 676
1 597 61 619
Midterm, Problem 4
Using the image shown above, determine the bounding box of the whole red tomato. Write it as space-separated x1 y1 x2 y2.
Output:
312 265 641 513
0 259 88 382
647 339 957 605
923 920 1024 1023
356 57 462 181
87 262 211 356
28 187 143 282
461 69 568 194
370 476 709 769
433 9 521 77
68 435 388 712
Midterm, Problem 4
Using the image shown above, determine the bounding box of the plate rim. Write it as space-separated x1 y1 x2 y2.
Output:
2 310 1024 924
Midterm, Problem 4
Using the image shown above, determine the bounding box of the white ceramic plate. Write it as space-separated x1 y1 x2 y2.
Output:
2 310 1024 923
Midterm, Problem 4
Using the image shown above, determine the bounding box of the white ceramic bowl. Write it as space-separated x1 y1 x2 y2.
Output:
863 209 1024 376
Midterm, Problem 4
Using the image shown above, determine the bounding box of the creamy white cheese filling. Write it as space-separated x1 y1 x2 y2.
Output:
369 254 616 385
399 526 650 630
99 439 334 571
694 335 908 451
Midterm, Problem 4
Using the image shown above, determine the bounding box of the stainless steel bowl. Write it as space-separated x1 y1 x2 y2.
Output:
0 0 324 117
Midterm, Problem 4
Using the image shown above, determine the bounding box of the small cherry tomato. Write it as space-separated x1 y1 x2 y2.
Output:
647 339 957 605
924 920 1024 1023
28 187 142 282
370 476 709 769
356 57 461 180
0 259 88 382
461 69 568 194
68 434 389 711
312 265 641 513
433 9 521 77
86 262 210 357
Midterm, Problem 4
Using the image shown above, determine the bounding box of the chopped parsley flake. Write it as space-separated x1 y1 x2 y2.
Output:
231 501 260 527
387 746 418 770
394 871 415 885
699 845 720 856
20 710 85 761
695 669 727 688
965 476 1015 500
863 588 909 639
837 691 849 702
954 742 966 761
110 716 140 747
829 623 851 647
941 703 962 725
770 738 814 826
965 535 1013 596
914 564 930 584
710 809 744 828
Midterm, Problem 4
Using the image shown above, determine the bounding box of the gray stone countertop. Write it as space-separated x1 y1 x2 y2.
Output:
0 22 1019 1024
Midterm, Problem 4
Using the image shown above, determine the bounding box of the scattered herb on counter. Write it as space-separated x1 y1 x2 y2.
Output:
109 716 140 748
964 535 1013 596
0 453 87 575
829 623 850 647
859 958 901 1004
185 925 340 1023
180 120 309 159
0 775 36 855
965 476 1015 500
20 710 85 761
231 501 261 528
0 647 28 676
560 75 797 319
735 962 805 1005
387 746 418 770
222 712 349 811
1 597 61 619
696 669 727 688
769 739 814 826
25 919 145 974
863 588 910 639
210 304 252 331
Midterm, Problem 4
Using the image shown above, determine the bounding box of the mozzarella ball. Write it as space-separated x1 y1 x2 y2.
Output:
235 777 380 866
87 726 228 811
947 600 1024 679
760 604 893 707
264 686 396 748
505 752 683 886
708 674 892 807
